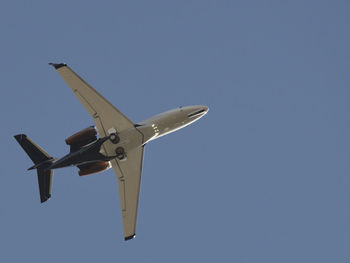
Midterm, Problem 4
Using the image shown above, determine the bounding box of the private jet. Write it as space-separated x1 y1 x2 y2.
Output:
14 63 209 241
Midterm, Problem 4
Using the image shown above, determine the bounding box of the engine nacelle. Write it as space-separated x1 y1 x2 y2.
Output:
78 161 111 176
65 126 97 149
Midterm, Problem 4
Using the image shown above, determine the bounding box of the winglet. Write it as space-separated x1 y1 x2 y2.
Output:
124 234 136 241
48 63 67 69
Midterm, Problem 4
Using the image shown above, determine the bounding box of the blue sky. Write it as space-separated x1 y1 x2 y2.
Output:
1 1 350 262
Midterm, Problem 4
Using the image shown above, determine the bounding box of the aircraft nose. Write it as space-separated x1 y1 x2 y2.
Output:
186 105 209 119
202 105 209 113
197 105 209 115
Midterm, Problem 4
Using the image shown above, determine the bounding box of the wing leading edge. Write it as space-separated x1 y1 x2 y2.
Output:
50 63 145 240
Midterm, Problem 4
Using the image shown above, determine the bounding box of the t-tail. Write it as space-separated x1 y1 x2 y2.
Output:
14 134 54 203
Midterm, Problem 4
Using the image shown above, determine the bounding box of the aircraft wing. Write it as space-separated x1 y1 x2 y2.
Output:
50 63 145 240
49 63 135 136
111 146 145 240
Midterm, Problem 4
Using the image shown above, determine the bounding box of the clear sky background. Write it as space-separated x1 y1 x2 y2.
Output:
0 1 349 262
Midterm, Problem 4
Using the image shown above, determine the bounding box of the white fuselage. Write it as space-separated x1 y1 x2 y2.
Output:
100 105 209 158
136 105 209 144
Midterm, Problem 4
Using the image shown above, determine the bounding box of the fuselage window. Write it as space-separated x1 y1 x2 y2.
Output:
188 109 206 118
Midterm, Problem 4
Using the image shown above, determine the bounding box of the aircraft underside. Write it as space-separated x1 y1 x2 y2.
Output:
14 63 208 241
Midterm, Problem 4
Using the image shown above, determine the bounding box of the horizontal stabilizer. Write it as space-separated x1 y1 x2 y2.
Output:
14 134 54 203
14 134 52 165
37 166 53 203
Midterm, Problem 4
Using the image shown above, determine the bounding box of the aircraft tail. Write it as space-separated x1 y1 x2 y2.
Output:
14 134 54 203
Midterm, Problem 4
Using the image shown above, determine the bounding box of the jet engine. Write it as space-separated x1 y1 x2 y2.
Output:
65 126 98 151
78 161 111 176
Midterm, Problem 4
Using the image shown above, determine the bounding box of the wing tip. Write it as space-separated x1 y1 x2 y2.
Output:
49 63 67 69
124 234 136 241
40 194 51 203
14 134 27 141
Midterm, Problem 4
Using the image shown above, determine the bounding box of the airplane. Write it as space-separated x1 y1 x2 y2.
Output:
14 63 209 241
